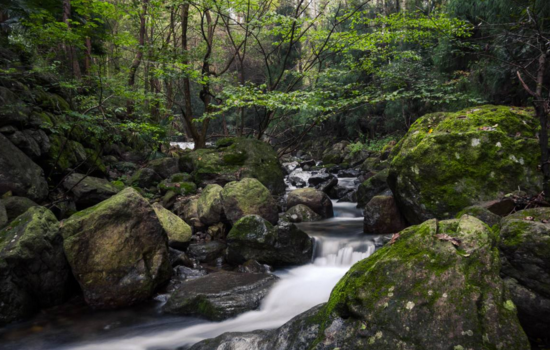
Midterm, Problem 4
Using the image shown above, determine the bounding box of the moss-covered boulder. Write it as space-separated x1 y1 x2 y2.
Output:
0 133 48 201
158 179 196 196
147 157 180 179
388 105 542 224
62 173 120 210
197 184 224 226
0 196 39 223
0 207 72 325
190 138 285 195
363 195 407 234
456 205 501 228
226 215 313 266
178 196 205 231
187 241 227 263
221 178 278 225
130 168 162 188
163 271 278 321
152 203 192 250
499 208 550 339
61 188 172 309
283 204 322 223
357 169 390 208
287 188 333 219
322 141 349 165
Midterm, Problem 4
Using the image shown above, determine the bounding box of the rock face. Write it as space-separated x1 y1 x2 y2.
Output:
188 138 285 195
363 195 407 234
0 201 7 228
192 215 530 350
284 204 322 223
226 215 313 266
0 207 72 325
163 271 278 321
61 188 172 309
0 196 39 223
287 188 333 219
388 105 542 224
152 203 192 250
221 178 278 225
0 133 48 201
499 208 550 339
62 173 120 209
356 169 389 208
197 184 224 225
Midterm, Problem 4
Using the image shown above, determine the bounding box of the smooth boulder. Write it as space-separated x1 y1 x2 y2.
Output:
356 169 389 208
363 195 407 234
287 188 333 219
61 188 172 309
388 105 542 224
0 196 39 222
221 178 278 225
163 271 278 320
226 215 313 266
284 204 322 223
152 203 192 250
197 184 224 225
0 207 71 325
62 173 120 209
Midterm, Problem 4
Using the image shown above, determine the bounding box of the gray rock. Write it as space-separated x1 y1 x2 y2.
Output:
356 169 389 208
363 195 407 234
0 196 39 222
187 241 226 263
62 173 119 209
287 188 333 219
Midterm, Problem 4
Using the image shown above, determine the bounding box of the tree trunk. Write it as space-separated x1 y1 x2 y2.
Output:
537 104 550 201
127 0 148 117
63 0 82 79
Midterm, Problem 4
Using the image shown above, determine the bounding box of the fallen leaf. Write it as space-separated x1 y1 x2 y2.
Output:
515 132 522 137
389 233 400 245
541 219 549 224
175 183 181 188
524 216 534 221
435 233 461 246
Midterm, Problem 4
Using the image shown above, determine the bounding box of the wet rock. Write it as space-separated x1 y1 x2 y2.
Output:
284 204 322 223
0 207 72 325
499 208 550 339
337 168 361 177
237 260 271 274
0 196 39 223
61 188 172 309
307 172 334 186
197 184 224 226
152 203 192 250
172 265 207 281
287 188 333 219
163 271 278 321
62 173 120 210
363 195 407 234
389 105 542 224
169 248 194 267
282 161 299 174
0 133 48 201
226 215 313 266
316 176 338 194
187 241 226 263
221 178 278 225
356 168 389 208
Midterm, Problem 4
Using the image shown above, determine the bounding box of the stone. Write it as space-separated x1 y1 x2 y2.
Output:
61 188 172 309
237 260 270 274
129 168 162 188
62 173 120 210
356 169 389 208
189 138 285 195
163 271 278 321
284 204 322 223
169 248 194 268
197 184 224 226
307 172 334 186
456 205 501 228
179 196 205 231
282 161 300 174
322 141 349 165
363 195 407 234
287 188 333 219
152 203 192 250
147 157 180 179
0 201 6 228
388 105 542 224
221 178 278 225
158 179 196 196
0 207 72 325
1 196 40 222
0 133 48 201
207 223 226 240
187 241 226 263
226 215 313 266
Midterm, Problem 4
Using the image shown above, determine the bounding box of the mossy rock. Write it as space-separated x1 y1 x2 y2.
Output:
388 105 542 224
221 178 278 225
283 204 322 223
152 203 192 250
147 157 180 179
190 138 285 195
62 173 119 210
0 201 6 228
321 141 349 165
158 180 196 196
197 184 224 226
130 168 162 188
286 188 333 219
0 207 71 325
456 205 501 228
0 196 39 223
356 169 390 208
61 188 172 309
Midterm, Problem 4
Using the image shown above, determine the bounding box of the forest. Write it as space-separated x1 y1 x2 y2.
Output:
0 0 549 349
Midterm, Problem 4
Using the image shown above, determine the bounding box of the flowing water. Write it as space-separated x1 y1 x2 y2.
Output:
0 169 381 350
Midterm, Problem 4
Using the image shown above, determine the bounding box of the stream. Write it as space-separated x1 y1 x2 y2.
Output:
0 167 382 350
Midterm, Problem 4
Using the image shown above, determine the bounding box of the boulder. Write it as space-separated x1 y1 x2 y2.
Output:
287 188 333 219
0 207 72 325
0 133 48 201
356 168 389 208
197 184 224 225
189 138 285 195
178 196 205 231
226 215 313 266
322 141 349 165
284 204 322 223
307 172 334 186
62 173 120 209
282 161 299 174
0 201 7 228
152 203 192 250
499 208 550 339
163 271 278 320
388 105 542 224
147 157 180 179
456 205 501 228
129 168 162 188
61 188 172 309
1 196 40 222
187 241 226 263
158 179 196 196
363 195 407 234
192 215 530 350
221 178 278 225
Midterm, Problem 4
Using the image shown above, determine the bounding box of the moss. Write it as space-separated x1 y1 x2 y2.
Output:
227 215 275 242
215 137 236 148
158 181 196 195
111 180 126 191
